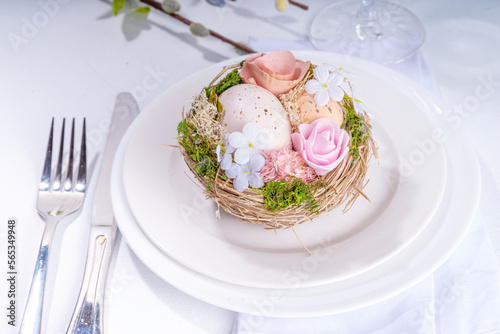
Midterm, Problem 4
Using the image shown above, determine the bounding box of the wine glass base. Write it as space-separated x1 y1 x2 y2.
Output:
310 0 425 64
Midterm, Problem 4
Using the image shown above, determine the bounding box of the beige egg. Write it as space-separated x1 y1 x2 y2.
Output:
220 84 291 151
297 91 344 126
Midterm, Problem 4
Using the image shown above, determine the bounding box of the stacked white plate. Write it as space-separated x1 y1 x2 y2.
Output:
110 51 480 317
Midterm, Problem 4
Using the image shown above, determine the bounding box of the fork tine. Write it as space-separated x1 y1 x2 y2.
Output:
21 118 88 334
64 118 75 191
39 118 54 191
76 118 86 193
53 118 65 191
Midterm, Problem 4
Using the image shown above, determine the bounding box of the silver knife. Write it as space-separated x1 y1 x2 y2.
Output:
67 93 140 334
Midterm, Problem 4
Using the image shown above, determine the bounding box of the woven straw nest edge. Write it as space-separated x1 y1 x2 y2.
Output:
178 64 377 230
179 130 376 231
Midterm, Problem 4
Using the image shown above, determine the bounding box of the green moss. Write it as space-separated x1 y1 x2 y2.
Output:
202 69 243 121
257 178 325 213
205 69 243 97
342 98 371 158
206 88 224 121
177 119 219 185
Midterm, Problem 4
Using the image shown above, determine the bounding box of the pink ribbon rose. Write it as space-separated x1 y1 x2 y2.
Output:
291 118 350 176
240 50 310 96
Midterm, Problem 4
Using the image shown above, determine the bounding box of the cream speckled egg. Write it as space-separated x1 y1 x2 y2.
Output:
220 84 291 151
297 91 344 126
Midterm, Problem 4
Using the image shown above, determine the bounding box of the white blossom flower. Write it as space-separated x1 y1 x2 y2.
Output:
225 155 265 192
305 65 344 107
215 144 233 170
215 144 222 161
228 123 270 164
322 64 356 80
353 98 365 115
344 82 365 115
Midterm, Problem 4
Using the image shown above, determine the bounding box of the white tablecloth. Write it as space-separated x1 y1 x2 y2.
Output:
1 1 499 333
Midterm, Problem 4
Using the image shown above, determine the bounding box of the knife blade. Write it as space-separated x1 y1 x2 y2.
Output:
67 92 140 334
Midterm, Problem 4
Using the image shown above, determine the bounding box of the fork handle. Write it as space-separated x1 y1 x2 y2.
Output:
19 216 59 334
67 226 116 334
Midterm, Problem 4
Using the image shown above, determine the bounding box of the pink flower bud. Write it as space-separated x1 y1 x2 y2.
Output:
239 50 310 96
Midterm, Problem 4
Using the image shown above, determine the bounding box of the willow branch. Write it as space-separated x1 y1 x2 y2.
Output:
230 0 307 10
139 0 256 54
289 0 308 10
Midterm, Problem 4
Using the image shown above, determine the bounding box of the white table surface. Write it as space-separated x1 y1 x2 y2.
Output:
1 0 499 333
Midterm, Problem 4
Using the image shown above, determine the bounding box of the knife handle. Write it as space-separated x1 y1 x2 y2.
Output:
67 227 116 334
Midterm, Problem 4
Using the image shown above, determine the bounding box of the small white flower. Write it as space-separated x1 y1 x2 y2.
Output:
323 64 356 80
344 82 365 115
353 99 365 115
228 123 270 164
225 155 265 192
221 155 232 170
215 144 233 170
215 145 222 162
305 65 344 107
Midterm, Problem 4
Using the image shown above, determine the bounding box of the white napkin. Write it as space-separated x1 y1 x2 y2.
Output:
231 37 500 334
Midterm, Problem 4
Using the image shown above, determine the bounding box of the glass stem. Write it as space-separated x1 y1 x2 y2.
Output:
355 0 383 40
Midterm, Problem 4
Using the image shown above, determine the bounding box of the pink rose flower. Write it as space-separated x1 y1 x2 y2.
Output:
239 50 310 96
291 118 350 176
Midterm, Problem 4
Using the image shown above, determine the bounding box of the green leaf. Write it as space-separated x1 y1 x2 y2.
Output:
112 0 126 15
134 6 150 14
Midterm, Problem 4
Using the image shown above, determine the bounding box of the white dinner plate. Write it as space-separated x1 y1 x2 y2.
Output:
120 52 448 289
111 51 480 317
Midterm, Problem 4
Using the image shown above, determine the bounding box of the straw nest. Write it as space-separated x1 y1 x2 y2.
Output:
177 61 377 230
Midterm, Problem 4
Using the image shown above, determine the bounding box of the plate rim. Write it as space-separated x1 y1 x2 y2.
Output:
111 51 481 317
120 51 449 289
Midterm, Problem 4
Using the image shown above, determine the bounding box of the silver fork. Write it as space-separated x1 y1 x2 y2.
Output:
19 118 87 334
